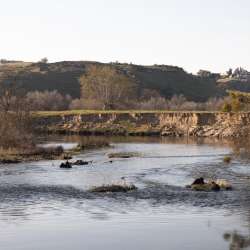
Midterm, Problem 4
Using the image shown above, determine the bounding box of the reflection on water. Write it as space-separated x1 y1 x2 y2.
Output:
0 135 250 250
224 231 250 250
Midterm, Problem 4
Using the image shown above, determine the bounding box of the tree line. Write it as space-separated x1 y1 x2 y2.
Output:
0 64 234 112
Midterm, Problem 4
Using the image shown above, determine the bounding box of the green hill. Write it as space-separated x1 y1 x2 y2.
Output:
0 61 227 102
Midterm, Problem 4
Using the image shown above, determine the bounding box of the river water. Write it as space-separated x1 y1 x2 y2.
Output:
1 135 250 250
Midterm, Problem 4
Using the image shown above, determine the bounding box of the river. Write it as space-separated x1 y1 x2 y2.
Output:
0 135 250 250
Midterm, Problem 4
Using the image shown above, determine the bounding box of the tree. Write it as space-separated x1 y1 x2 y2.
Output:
229 91 250 111
0 67 29 113
0 67 36 151
234 67 240 75
40 57 48 64
78 65 137 110
0 59 7 64
226 68 232 77
221 103 232 113
197 69 211 77
38 57 48 71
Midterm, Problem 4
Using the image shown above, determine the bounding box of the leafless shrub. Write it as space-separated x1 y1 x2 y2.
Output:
135 97 168 110
166 94 187 110
0 68 29 113
69 98 102 110
180 101 203 111
204 96 231 111
26 90 71 111
0 111 36 151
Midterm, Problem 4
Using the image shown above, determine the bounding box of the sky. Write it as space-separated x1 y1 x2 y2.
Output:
1 0 250 74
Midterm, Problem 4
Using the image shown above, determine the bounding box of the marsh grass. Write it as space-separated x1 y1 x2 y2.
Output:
88 183 137 193
72 141 112 151
107 152 137 158
223 156 231 163
0 145 64 163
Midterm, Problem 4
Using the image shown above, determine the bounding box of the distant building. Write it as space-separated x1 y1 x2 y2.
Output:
234 71 250 78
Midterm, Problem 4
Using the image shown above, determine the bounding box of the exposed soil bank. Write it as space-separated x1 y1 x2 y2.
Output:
34 112 250 138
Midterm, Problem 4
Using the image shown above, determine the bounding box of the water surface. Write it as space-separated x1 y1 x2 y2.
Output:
1 136 250 250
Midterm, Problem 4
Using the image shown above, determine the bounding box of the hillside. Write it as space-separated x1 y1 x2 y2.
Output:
217 78 250 92
0 61 227 102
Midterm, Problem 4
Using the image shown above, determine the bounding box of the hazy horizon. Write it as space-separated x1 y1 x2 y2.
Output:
2 0 250 74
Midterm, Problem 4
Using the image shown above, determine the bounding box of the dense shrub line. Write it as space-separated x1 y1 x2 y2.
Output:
10 90 231 111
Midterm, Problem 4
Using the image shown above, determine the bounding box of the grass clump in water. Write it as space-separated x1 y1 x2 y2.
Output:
222 156 231 163
216 179 232 189
72 141 113 151
88 183 137 193
107 152 137 158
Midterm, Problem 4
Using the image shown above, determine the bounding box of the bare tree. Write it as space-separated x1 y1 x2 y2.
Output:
204 96 231 111
0 68 29 113
40 57 48 64
78 65 137 110
166 94 187 110
69 98 102 110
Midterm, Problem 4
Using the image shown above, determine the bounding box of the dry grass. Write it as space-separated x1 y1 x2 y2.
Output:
217 78 250 83
0 145 63 156
216 179 232 189
72 141 112 151
33 110 228 117
0 62 32 68
107 152 137 158
222 156 231 163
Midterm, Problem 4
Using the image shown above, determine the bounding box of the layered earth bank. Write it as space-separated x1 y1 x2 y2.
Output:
35 112 250 138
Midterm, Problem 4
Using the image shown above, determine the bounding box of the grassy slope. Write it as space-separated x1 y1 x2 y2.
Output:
0 61 227 102
129 67 225 102
217 78 250 92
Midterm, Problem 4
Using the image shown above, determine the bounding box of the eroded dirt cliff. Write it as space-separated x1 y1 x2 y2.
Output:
34 112 250 138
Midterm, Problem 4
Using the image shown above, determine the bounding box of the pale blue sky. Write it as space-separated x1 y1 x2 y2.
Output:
1 0 250 73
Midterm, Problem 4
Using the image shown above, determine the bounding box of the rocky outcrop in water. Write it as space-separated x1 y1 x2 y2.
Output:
34 112 250 138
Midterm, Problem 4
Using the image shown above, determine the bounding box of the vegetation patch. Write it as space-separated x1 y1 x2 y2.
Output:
222 156 231 163
186 177 232 191
107 152 137 158
88 183 137 193
0 145 65 163
216 179 232 189
72 140 113 151
186 177 220 191
60 153 72 159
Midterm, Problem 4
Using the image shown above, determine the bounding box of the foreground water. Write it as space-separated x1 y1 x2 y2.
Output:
1 135 250 250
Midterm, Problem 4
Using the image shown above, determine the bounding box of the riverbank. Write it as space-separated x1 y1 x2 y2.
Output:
34 111 250 138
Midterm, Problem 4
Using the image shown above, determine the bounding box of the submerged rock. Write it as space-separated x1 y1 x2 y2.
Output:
191 177 205 185
60 161 72 168
186 177 220 191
